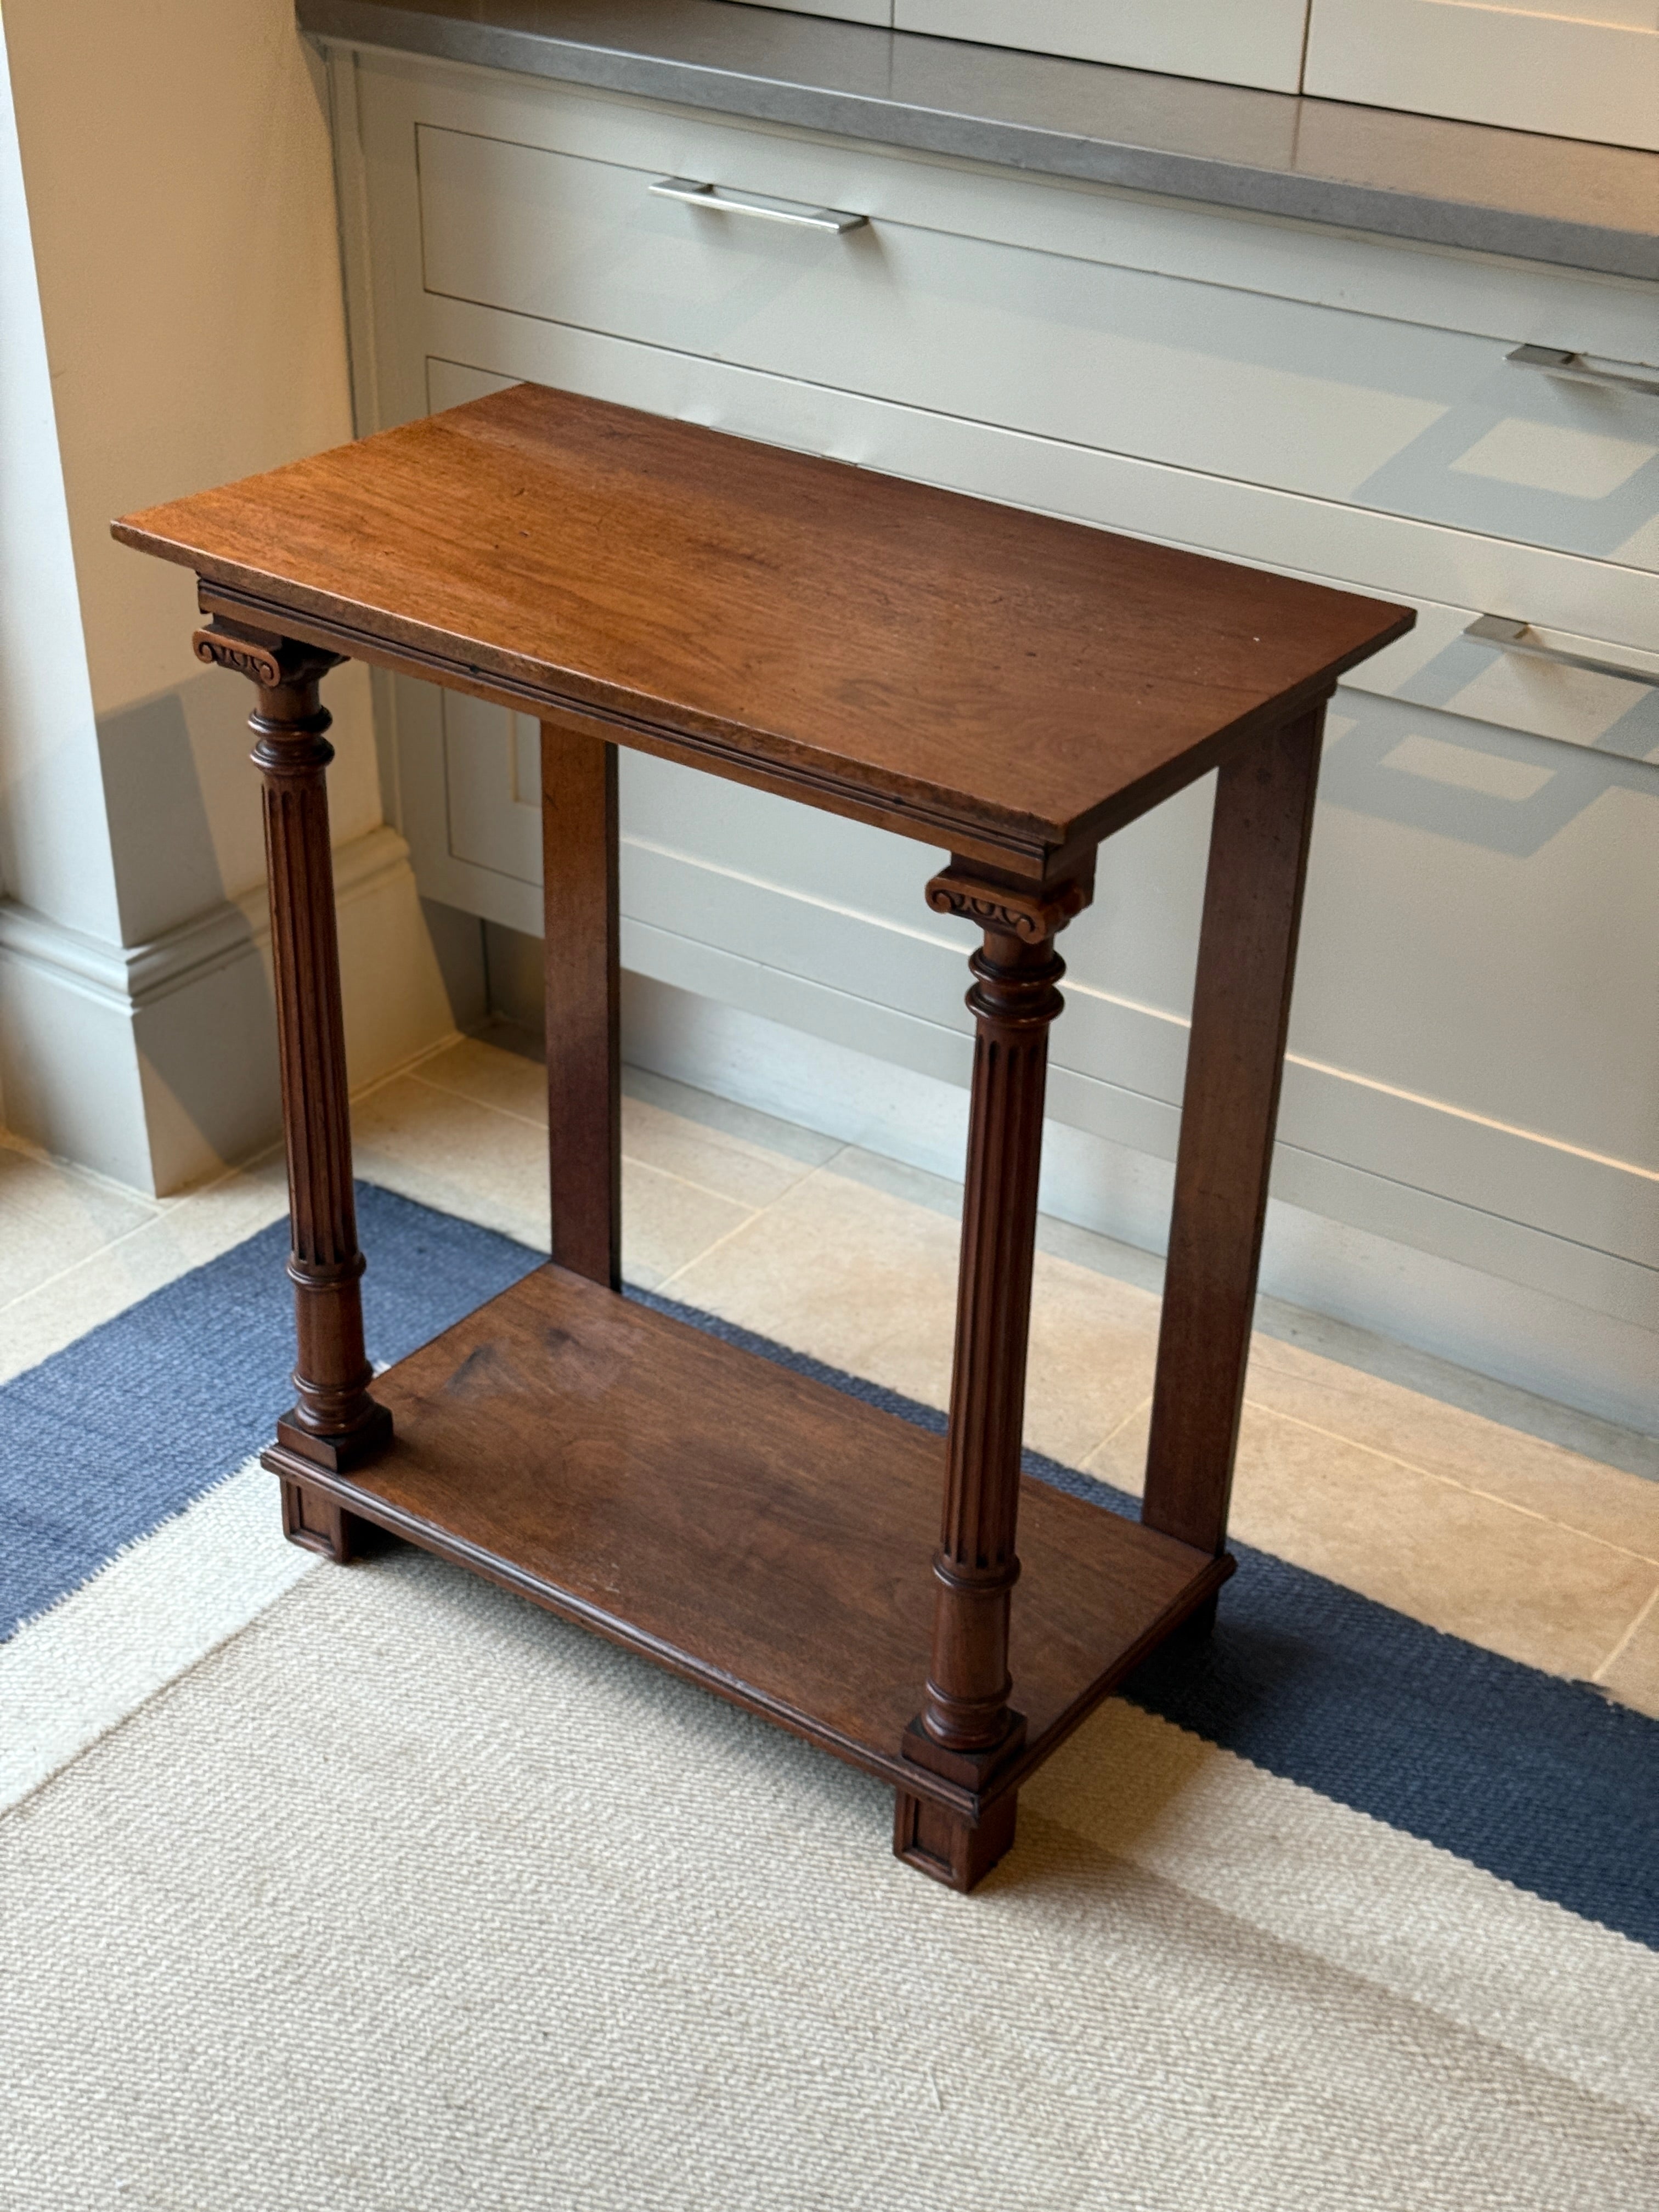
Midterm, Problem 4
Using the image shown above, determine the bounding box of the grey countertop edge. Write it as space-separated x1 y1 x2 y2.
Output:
297 0 1659 284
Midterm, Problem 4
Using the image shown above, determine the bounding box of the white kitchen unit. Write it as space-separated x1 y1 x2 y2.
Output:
733 1 1314 95
307 8 1659 1429
895 5 1313 93
735 1 1659 146
1305 2 1659 153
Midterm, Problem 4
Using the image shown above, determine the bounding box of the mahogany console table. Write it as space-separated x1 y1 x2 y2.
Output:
115 387 1409 1890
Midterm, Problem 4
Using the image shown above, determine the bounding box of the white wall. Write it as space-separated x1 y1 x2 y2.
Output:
0 0 467 1192
0 3 141 1162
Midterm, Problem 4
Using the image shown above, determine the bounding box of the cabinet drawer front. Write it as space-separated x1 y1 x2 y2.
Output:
415 122 1659 575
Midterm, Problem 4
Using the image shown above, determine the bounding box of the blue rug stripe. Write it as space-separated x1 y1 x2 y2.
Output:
3 1192 1654 1950
0 1184 541 1640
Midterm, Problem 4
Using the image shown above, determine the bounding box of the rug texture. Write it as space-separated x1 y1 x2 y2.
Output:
3 1185 1656 2209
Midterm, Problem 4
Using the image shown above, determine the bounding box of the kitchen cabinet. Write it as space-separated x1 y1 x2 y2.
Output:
313 27 1659 1424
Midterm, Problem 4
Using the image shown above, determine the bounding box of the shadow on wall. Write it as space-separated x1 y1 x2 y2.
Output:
1320 685 1659 857
82 670 486 1194
94 684 286 1184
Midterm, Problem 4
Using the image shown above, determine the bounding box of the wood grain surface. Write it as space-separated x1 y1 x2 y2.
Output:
116 385 1411 876
1143 707 1326 1556
541 716 622 1290
266 1263 1228 1810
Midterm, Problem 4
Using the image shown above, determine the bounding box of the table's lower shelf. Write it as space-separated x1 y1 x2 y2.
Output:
264 1265 1228 1809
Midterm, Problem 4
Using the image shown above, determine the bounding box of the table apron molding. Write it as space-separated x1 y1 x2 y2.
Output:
189 579 1054 873
188 581 1341 879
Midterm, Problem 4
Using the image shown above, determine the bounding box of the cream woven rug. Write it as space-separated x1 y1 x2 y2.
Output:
5 1532 1655 2211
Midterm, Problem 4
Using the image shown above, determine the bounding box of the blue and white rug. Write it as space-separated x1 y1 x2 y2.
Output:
5 1181 1653 1948
3 1184 1656 2209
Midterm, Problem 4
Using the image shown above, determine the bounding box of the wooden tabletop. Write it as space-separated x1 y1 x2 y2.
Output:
114 385 1410 875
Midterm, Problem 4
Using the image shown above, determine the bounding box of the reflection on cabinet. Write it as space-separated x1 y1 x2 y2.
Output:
1306 0 1659 153
330 47 1659 1423
895 2 1311 93
725 0 891 21
736 0 1659 150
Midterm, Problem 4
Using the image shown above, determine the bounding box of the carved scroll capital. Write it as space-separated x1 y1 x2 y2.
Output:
192 621 343 692
924 865 1091 944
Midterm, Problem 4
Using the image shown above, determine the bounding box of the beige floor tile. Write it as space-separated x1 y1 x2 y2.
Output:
411 1037 546 1126
409 1041 824 1212
624 1068 843 1169
1085 1401 1659 1682
1247 1334 1659 1566
0 1156 292 1383
353 1073 754 1291
620 1095 817 1211
622 1158 754 1290
0 1146 160 1311
662 1166 1159 1465
352 1079 551 1252
1596 1594 1659 1719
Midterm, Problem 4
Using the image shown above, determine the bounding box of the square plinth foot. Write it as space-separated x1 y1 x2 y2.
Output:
279 1475 384 1565
894 1785 1019 1892
275 1401 393 1472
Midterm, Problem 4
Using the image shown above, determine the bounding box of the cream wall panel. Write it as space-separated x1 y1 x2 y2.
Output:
895 2 1311 92
0 9 460 1187
0 826 456 1194
4 0 386 925
1306 1 1659 152
0 10 120 949
2 0 358 716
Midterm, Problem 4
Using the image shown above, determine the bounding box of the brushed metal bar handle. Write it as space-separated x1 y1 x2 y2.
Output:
648 176 866 234
1465 614 1659 688
1506 343 1659 400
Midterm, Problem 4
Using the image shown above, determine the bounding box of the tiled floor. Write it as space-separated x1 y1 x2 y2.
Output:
5 1029 1658 1716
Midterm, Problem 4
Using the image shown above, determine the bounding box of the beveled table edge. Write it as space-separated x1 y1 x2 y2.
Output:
108 533 1408 877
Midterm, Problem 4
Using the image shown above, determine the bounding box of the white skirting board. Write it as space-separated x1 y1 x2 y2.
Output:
0 824 467 1195
620 969 1659 1440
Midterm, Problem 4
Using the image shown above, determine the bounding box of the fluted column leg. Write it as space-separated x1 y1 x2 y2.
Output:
194 621 391 1560
895 861 1088 1889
